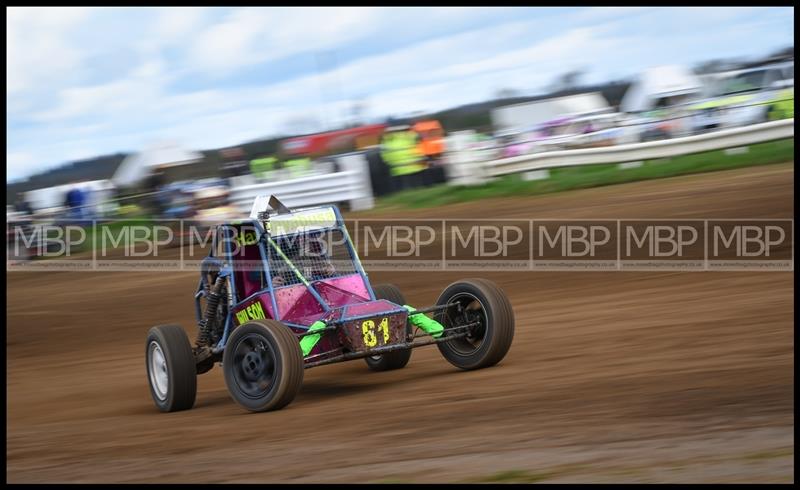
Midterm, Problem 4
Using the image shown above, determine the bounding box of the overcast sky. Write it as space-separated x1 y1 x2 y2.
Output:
6 6 794 182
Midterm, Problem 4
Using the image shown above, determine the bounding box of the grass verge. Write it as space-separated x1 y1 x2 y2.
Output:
375 138 794 210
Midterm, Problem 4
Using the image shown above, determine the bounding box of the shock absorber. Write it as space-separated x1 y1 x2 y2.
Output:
197 275 225 347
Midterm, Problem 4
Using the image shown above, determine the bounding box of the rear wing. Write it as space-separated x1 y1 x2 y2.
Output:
248 195 340 238
249 195 292 220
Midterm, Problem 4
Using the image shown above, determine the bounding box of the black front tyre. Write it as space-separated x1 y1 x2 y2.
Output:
223 320 304 412
365 284 412 372
146 325 197 412
435 278 515 370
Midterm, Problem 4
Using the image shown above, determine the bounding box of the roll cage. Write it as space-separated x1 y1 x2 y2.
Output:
193 205 377 353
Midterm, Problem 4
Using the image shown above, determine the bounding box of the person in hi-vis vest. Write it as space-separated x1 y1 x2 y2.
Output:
380 126 426 193
282 157 312 178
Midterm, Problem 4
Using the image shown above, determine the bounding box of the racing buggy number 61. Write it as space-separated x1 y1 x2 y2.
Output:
145 195 515 413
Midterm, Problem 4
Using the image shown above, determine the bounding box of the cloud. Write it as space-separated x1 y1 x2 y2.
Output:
32 15 555 132
426 27 617 81
154 7 208 43
6 7 92 95
6 7 794 182
231 16 550 107
32 62 167 123
186 7 381 75
7 19 623 181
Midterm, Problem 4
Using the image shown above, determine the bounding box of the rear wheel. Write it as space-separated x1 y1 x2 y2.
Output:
145 325 197 412
435 279 515 370
365 284 412 372
223 320 304 412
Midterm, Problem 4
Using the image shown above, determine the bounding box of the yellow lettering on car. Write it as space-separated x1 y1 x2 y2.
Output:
235 232 258 246
236 301 266 325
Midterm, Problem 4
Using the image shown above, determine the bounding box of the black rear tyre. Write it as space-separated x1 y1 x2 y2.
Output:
365 284 412 371
435 278 514 370
223 320 304 412
145 325 197 412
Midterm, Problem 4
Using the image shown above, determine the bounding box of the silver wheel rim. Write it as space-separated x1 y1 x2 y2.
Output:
149 341 169 401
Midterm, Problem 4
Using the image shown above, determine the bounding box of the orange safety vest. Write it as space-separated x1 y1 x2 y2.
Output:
413 120 445 157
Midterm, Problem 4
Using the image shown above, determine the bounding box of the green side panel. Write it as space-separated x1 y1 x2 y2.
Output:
404 305 444 338
300 320 327 356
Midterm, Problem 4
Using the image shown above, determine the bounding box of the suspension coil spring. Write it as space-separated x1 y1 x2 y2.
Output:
197 276 225 347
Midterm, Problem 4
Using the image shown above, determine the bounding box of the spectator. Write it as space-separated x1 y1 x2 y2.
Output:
282 157 312 178
380 126 426 193
64 182 88 222
249 155 278 179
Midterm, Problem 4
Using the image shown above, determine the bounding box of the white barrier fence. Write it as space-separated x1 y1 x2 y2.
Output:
479 118 794 177
229 152 374 213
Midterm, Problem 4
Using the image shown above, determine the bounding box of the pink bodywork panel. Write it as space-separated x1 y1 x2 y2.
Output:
275 273 371 324
232 272 406 360
341 299 403 317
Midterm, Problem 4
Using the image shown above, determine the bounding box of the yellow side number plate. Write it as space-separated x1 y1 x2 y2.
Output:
362 317 389 348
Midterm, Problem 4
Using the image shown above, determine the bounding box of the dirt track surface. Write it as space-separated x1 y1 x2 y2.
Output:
7 164 794 483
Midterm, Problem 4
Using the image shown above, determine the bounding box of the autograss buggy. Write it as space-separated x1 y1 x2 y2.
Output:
146 196 514 412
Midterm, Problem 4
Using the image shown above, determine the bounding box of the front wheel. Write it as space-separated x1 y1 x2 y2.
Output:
434 279 515 370
223 320 304 412
145 325 197 412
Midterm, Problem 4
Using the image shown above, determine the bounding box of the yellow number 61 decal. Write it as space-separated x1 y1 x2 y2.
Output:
362 318 389 347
